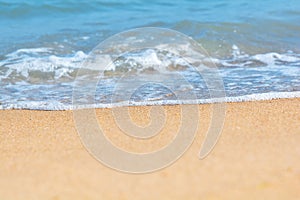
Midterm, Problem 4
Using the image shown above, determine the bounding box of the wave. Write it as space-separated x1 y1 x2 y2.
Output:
0 48 86 83
1 46 299 82
0 45 300 110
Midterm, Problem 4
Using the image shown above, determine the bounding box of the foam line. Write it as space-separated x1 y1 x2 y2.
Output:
1 91 299 110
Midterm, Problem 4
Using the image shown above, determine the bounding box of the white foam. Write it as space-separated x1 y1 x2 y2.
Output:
8 47 52 55
0 48 88 80
74 91 300 109
1 91 299 110
252 52 300 65
1 45 299 81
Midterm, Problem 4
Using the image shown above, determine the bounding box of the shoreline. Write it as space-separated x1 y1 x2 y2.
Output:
1 91 300 110
0 98 300 199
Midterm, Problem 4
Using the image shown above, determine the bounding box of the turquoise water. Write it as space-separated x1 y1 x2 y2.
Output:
1 0 300 55
0 0 300 109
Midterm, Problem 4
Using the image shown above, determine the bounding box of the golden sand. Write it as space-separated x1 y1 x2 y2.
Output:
0 98 300 199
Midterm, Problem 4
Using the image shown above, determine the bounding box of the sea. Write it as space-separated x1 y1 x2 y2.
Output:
0 0 300 110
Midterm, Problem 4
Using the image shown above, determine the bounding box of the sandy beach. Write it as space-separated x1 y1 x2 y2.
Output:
0 98 300 199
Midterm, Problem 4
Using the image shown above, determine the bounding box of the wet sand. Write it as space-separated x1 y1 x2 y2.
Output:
0 98 300 199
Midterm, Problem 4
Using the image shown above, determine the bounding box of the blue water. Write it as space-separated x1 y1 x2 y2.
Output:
0 0 300 110
1 0 300 55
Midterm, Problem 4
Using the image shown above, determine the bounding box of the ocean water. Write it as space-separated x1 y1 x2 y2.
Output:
0 0 300 110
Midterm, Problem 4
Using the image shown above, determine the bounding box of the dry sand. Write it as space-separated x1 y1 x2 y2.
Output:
0 98 300 199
